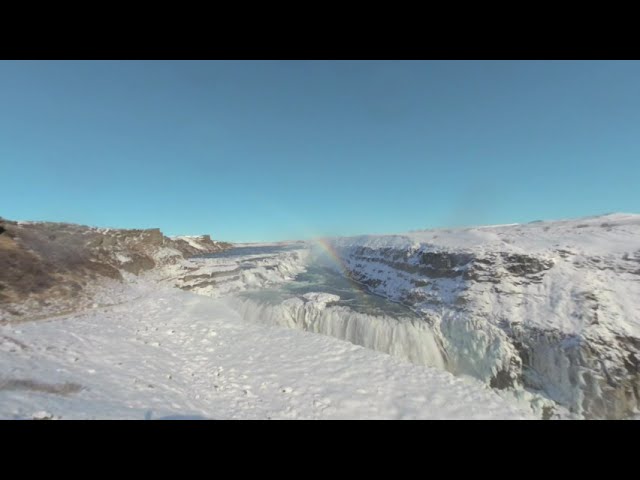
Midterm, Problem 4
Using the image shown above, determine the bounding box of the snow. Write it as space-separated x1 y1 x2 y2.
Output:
321 214 640 418
173 236 208 251
228 294 447 371
302 292 341 305
329 213 640 336
0 283 531 419
3 213 637 419
159 248 312 298
114 253 131 263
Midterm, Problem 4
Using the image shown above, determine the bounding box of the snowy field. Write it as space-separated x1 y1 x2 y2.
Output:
0 282 531 419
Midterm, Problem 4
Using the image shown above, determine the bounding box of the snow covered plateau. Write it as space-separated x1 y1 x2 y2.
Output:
1 214 638 419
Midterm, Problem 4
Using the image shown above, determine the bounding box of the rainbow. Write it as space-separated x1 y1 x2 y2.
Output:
312 237 350 273
309 237 374 303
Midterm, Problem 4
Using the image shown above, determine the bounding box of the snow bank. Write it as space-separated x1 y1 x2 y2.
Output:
0 286 531 420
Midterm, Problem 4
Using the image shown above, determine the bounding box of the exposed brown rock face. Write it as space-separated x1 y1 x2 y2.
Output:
0 218 231 319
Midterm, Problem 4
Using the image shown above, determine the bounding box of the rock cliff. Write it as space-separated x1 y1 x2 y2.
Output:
327 214 640 419
0 217 231 321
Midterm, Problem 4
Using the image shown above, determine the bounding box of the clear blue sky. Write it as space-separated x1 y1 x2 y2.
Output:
1 60 639 242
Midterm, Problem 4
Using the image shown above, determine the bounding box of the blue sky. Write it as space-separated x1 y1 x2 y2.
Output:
1 60 639 242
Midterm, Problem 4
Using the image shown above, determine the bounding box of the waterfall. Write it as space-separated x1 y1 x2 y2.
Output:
226 294 446 370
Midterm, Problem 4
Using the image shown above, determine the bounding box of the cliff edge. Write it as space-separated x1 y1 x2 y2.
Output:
0 217 231 321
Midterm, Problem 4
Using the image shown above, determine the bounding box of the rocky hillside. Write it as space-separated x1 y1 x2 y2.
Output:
327 214 640 419
0 217 231 321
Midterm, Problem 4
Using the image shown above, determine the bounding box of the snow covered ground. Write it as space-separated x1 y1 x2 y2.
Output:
0 282 531 419
2 213 637 419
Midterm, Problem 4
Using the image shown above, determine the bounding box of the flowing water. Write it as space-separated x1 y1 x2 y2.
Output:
201 245 567 418
202 245 447 369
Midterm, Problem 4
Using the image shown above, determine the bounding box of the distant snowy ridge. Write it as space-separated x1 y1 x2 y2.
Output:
325 214 640 419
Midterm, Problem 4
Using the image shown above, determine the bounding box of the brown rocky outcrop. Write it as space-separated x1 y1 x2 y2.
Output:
0 217 231 319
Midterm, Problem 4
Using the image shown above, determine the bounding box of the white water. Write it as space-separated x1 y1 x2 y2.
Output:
196 244 447 370
200 244 567 418
228 294 446 370
191 244 446 369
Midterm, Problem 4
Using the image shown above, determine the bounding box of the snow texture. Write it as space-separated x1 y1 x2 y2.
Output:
0 284 530 419
3 213 638 419
325 213 640 419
